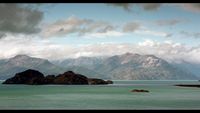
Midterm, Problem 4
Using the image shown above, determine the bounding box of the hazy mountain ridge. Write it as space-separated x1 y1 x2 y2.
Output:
172 61 200 78
0 55 66 79
0 53 198 80
54 53 198 80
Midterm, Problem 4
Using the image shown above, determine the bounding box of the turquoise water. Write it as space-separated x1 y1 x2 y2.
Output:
0 80 200 110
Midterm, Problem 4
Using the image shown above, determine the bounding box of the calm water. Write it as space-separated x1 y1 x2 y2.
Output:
0 80 200 110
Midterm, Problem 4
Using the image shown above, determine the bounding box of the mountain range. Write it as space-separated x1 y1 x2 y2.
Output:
0 53 199 80
53 53 198 80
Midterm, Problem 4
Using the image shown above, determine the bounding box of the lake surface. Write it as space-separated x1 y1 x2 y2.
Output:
0 80 200 110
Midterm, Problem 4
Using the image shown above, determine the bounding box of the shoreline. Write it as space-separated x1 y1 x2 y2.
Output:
175 84 200 88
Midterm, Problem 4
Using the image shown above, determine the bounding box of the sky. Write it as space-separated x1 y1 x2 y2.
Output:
1 3 200 64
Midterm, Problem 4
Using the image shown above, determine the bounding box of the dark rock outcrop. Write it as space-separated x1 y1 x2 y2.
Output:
2 69 45 85
88 78 113 85
106 80 113 84
54 71 88 85
44 75 56 84
131 89 149 93
2 69 112 85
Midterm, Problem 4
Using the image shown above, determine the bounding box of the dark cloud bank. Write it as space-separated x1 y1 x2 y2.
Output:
0 4 43 36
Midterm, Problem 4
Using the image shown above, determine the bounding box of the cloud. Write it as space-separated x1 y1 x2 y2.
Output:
141 3 162 11
180 31 200 38
137 39 200 64
84 31 124 38
42 16 173 39
41 16 118 38
179 3 200 13
1 35 200 65
107 3 162 12
41 16 92 37
74 39 200 64
0 32 6 39
165 33 173 38
155 19 183 26
123 22 141 32
122 21 170 38
138 39 159 47
0 34 76 60
96 25 115 33
108 3 200 13
135 29 170 37
0 4 43 35
107 3 133 11
78 21 115 36
68 40 200 64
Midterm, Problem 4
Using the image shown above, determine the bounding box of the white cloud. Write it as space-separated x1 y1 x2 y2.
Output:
41 16 174 39
155 19 183 26
180 31 200 38
135 29 169 37
138 39 159 46
40 16 92 38
70 40 200 64
1 34 200 64
40 16 118 38
137 39 200 64
121 21 171 38
0 34 75 60
84 31 124 38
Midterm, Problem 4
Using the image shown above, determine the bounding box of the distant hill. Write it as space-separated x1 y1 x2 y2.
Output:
0 55 66 79
172 61 200 78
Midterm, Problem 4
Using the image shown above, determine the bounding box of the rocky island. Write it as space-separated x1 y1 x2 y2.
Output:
131 89 149 93
2 69 113 85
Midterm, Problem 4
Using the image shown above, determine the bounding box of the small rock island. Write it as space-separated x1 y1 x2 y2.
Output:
2 69 113 85
131 89 149 93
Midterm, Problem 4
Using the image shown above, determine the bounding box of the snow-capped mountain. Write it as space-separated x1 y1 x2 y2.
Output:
0 53 198 80
54 53 198 80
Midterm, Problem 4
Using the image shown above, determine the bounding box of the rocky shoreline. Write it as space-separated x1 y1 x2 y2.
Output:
2 69 113 85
